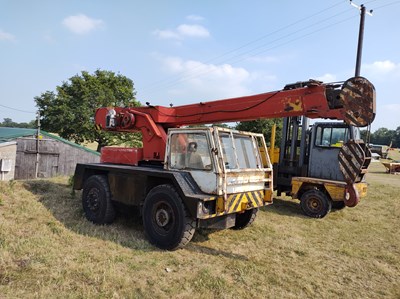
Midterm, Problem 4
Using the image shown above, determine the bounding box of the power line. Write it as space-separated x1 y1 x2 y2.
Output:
232 16 357 64
140 1 347 94
0 104 35 114
372 0 400 10
142 10 357 96
140 0 397 100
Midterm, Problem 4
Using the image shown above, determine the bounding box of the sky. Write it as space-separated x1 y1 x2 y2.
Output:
1 0 399 131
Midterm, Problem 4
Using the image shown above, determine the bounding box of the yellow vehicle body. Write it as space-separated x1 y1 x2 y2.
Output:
291 177 368 202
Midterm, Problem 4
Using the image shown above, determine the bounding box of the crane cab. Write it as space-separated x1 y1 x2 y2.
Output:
165 126 273 200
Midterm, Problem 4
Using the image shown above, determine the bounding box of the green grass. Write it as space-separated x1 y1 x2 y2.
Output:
0 163 399 298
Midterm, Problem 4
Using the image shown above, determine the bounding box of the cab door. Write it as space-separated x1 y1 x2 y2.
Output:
214 128 268 195
165 128 219 194
308 124 351 181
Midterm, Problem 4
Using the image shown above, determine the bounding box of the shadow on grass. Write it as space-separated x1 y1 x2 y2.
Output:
185 242 249 260
23 179 151 251
261 197 304 218
262 196 351 218
23 179 347 256
22 179 254 259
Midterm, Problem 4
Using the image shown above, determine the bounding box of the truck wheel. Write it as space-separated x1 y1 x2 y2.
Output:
231 208 258 230
82 175 116 224
143 184 196 250
300 189 332 218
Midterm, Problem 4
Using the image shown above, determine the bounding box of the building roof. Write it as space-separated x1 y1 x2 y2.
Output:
0 127 99 156
0 127 37 142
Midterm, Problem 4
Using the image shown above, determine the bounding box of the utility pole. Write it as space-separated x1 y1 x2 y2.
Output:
350 1 373 142
350 0 373 76
35 110 41 178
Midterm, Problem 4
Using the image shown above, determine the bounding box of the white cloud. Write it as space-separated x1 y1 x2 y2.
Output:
362 60 400 82
0 29 15 41
177 24 209 38
152 29 180 40
153 24 209 40
186 15 204 21
159 56 256 101
357 60 400 130
364 60 398 73
62 14 104 35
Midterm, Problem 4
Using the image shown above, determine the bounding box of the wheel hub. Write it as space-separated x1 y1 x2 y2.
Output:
309 198 321 211
87 189 100 211
155 208 170 227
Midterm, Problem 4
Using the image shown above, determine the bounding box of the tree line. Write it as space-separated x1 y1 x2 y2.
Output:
361 127 400 148
0 118 36 129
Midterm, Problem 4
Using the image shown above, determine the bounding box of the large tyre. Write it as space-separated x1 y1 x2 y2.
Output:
231 208 258 230
300 189 332 218
142 184 196 250
82 175 116 224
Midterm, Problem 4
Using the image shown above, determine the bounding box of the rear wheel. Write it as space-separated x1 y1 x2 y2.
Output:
300 189 332 218
82 175 116 224
231 208 258 230
143 184 195 250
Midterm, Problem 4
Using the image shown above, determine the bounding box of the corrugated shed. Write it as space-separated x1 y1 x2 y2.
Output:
0 127 100 156
0 127 100 179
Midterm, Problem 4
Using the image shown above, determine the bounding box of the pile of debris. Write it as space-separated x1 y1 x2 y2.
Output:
380 149 400 174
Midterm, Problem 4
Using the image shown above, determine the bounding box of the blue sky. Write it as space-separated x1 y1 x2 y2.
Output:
1 0 399 131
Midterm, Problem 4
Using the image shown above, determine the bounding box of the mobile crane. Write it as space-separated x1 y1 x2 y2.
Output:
73 76 375 250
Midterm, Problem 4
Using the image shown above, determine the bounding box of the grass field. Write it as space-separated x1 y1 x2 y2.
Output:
0 162 399 298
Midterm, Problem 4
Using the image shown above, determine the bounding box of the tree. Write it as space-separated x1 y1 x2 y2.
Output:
35 70 142 151
1 118 15 127
235 119 283 147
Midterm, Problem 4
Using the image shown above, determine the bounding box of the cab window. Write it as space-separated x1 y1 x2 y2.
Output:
219 132 260 169
315 126 349 147
169 133 212 170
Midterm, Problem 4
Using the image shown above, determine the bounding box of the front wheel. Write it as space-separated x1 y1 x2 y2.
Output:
300 189 332 218
142 184 196 250
231 208 258 230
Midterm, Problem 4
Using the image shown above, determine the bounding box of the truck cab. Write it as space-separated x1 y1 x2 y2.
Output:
275 117 370 218
74 126 273 250
308 122 359 181
166 127 272 196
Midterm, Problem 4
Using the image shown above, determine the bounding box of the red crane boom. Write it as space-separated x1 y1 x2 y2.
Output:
95 76 375 161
